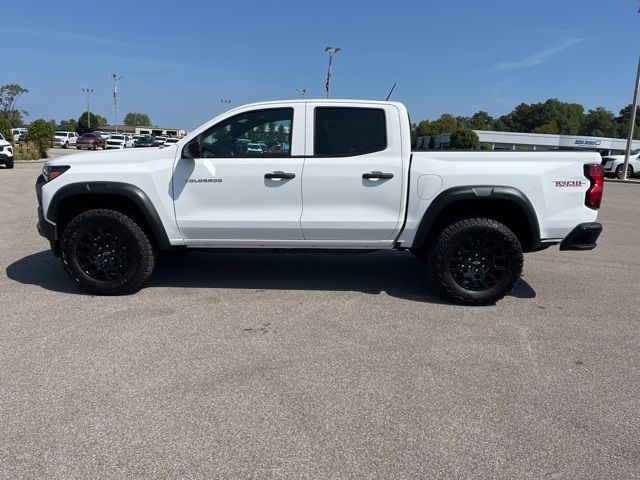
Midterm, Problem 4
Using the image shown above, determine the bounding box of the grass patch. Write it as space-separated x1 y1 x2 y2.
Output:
13 142 43 161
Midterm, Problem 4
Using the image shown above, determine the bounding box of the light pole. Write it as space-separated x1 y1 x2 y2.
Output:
82 88 94 129
297 88 309 99
622 57 640 181
112 73 123 133
325 46 341 99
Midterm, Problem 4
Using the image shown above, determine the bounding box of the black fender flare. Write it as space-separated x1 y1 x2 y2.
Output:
47 182 171 250
412 185 541 251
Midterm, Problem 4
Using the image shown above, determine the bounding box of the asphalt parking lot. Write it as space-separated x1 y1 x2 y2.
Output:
1 161 640 479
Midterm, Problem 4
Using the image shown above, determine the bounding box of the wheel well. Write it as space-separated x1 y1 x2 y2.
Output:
421 198 536 252
55 194 160 248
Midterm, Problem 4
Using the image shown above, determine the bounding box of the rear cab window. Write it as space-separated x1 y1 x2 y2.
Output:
314 107 387 157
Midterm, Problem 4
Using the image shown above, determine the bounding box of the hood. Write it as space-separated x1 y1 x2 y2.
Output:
0 139 10 147
45 144 177 168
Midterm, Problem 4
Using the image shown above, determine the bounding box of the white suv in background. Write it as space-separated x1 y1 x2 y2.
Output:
601 149 640 179
105 134 135 149
11 128 27 143
0 133 14 169
53 131 79 149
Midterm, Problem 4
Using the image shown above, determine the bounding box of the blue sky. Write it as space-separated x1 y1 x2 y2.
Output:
4 0 640 130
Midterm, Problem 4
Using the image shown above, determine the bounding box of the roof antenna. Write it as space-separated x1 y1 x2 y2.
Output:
385 82 397 101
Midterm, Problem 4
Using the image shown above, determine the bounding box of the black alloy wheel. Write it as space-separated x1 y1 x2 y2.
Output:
428 217 523 305
75 226 134 281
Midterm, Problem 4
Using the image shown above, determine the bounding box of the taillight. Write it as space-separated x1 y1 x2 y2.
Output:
584 164 603 209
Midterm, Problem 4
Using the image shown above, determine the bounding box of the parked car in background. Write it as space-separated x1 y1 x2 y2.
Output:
155 136 168 145
163 137 180 145
12 128 27 143
94 131 111 141
246 142 264 154
601 150 640 179
76 133 106 150
134 135 159 148
0 133 13 169
53 131 79 149
106 134 134 149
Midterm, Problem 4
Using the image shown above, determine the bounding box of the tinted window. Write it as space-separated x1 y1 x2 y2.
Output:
314 107 386 156
182 108 293 159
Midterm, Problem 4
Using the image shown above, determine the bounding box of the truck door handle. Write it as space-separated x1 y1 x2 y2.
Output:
362 171 394 180
265 172 295 179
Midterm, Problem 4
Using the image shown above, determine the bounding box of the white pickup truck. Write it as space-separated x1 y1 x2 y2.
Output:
36 100 604 304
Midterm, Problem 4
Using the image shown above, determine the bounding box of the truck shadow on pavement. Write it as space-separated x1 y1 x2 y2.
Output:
7 249 536 304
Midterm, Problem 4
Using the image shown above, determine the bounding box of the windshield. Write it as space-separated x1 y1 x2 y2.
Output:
55 132 66 137
110 135 124 140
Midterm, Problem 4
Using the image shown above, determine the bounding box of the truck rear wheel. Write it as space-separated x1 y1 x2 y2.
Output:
428 217 523 305
60 209 156 295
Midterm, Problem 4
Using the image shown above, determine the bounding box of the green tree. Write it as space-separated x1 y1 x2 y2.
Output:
431 114 458 135
0 83 29 126
615 104 640 140
579 108 617 137
58 118 78 132
414 120 433 137
449 128 480 149
533 122 559 134
26 118 55 158
78 111 107 133
468 111 495 131
501 99 583 135
123 112 152 127
0 115 12 142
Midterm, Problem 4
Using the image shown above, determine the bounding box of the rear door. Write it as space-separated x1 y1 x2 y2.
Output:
301 104 405 245
172 104 305 245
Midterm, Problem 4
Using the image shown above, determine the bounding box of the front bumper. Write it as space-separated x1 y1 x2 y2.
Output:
36 174 59 255
559 222 602 251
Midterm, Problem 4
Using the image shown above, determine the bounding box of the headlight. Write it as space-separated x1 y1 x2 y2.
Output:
42 165 70 181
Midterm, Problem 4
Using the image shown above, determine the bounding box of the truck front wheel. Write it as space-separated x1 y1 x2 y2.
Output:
60 209 156 295
428 218 523 305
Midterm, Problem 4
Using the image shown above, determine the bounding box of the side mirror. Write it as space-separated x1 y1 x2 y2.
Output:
183 140 201 159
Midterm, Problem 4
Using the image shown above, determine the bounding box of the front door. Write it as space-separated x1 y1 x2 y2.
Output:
173 104 305 246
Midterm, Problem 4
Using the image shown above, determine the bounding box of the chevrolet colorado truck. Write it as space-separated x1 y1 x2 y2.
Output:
36 100 604 304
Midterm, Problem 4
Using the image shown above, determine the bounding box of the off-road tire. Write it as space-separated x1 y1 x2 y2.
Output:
5 159 14 169
428 217 523 305
60 209 156 295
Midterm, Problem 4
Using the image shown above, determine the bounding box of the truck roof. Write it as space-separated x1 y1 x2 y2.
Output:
234 99 406 109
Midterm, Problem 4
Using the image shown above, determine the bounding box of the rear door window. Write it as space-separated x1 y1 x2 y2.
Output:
314 107 387 157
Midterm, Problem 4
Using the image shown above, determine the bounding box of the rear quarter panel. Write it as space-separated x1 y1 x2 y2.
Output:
399 151 602 246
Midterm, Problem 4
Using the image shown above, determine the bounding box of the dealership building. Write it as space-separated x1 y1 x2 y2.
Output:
416 130 640 155
100 125 187 138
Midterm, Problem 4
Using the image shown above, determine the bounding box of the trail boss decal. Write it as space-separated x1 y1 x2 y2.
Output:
553 180 584 188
